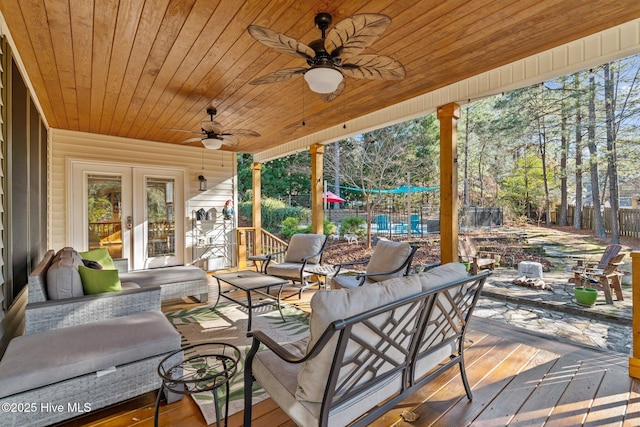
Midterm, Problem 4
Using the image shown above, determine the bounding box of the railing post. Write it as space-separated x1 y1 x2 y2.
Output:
630 251 640 378
237 229 247 270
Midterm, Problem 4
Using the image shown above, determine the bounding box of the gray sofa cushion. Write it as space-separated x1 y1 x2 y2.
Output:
46 247 84 299
0 310 180 398
119 265 206 287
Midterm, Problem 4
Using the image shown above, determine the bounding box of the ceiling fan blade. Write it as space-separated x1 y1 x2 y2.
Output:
201 120 223 133
249 67 307 85
341 55 406 80
325 14 391 59
223 129 261 137
318 79 346 103
163 127 202 135
180 137 204 144
219 136 239 146
248 25 315 60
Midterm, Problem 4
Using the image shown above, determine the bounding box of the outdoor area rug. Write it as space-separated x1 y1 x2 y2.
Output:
165 301 310 425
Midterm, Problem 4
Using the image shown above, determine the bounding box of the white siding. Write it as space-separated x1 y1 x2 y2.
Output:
50 129 236 259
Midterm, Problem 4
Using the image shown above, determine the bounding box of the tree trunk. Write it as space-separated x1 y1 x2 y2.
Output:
573 72 583 229
364 193 372 249
588 71 605 238
537 114 551 227
559 76 568 226
604 62 620 243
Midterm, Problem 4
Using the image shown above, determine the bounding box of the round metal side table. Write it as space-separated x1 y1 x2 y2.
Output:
154 342 240 427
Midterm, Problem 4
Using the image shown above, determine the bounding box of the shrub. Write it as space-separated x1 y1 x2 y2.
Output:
340 216 366 237
238 197 310 233
280 217 302 240
301 219 337 236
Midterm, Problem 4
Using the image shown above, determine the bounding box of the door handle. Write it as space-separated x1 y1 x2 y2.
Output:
126 216 133 229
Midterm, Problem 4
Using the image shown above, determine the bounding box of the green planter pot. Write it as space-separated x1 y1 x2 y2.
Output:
574 286 598 307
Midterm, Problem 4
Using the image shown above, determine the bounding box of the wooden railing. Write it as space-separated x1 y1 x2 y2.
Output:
236 227 288 270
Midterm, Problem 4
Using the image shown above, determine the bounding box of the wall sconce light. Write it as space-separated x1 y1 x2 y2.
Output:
198 175 207 191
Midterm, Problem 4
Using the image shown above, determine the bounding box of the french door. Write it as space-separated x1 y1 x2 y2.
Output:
69 161 185 269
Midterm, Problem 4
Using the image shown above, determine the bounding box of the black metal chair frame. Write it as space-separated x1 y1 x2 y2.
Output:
263 234 328 298
244 270 490 426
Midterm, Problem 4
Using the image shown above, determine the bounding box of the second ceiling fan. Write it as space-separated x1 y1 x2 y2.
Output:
169 108 260 150
247 12 406 102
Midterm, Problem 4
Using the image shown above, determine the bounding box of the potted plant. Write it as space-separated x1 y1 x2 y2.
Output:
573 273 598 307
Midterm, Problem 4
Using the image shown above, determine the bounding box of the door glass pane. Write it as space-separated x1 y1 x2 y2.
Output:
146 177 175 257
87 174 122 258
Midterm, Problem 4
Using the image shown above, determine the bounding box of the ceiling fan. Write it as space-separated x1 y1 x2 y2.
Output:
247 12 406 102
168 108 260 149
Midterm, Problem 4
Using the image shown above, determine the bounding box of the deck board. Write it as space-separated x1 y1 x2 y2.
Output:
60 304 640 427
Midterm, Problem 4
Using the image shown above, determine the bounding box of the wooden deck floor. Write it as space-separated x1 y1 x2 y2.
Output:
59 297 640 427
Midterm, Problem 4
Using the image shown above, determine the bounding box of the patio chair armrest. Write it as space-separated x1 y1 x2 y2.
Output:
477 250 500 258
248 324 337 364
333 259 370 275
247 330 306 363
24 286 162 334
263 249 287 269
414 262 441 274
302 249 324 262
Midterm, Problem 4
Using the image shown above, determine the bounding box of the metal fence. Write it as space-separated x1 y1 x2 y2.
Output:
324 206 502 237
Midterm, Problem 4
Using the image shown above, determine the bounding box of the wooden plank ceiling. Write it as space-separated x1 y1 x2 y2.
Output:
1 0 640 154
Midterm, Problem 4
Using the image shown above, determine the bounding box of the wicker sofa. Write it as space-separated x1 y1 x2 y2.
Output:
114 258 209 303
0 249 183 426
244 263 490 426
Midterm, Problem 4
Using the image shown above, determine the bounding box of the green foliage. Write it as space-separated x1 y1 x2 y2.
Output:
238 197 310 233
280 217 302 240
499 153 552 216
340 216 366 237
237 152 311 202
323 219 337 236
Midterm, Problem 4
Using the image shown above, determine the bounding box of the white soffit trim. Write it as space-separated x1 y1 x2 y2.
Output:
254 18 640 163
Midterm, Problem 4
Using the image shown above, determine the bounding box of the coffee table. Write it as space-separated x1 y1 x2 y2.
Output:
214 270 289 331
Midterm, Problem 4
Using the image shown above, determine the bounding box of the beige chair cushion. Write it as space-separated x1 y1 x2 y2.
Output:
296 275 422 402
284 234 325 265
417 262 468 291
365 240 412 282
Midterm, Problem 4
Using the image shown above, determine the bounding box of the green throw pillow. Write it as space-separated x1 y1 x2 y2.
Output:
78 265 122 295
79 248 116 270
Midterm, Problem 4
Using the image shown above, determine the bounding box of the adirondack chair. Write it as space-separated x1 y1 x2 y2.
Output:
376 215 390 234
458 236 498 274
573 244 622 271
574 252 626 304
410 213 422 235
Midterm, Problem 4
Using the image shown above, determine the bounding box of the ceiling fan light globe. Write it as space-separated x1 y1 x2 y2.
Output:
202 138 224 150
304 67 343 94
